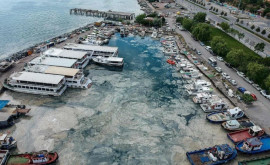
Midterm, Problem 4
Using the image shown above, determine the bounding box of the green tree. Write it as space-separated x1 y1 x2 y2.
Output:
226 49 246 68
268 34 270 38
221 11 224 15
264 75 270 92
247 62 269 84
224 12 227 16
182 18 193 31
251 25 255 30
193 12 207 23
236 18 239 22
191 23 211 41
216 8 218 12
220 22 230 32
210 6 213 10
256 27 260 32
176 17 183 24
211 36 229 57
238 33 245 41
242 94 254 104
255 42 265 52
135 14 146 24
261 29 266 35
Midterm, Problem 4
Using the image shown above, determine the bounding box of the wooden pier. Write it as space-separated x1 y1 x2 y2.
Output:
70 9 135 20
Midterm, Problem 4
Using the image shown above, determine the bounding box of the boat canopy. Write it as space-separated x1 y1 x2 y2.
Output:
226 120 240 127
246 137 262 147
228 107 242 116
250 126 262 133
0 134 7 141
215 144 234 156
0 100 9 111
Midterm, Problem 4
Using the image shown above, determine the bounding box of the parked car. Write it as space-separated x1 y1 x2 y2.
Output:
244 77 253 84
200 42 205 46
215 67 222 73
222 72 230 80
217 56 223 61
260 90 270 99
225 62 232 68
250 93 257 101
252 84 262 91
238 87 246 93
229 79 237 86
237 71 245 78
196 50 201 55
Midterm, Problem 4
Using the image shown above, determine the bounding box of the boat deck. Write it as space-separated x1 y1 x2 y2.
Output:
229 129 251 143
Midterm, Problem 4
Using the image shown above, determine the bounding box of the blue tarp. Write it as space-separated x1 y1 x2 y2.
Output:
0 100 9 111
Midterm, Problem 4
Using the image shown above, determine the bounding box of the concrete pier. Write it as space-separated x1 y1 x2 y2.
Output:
70 8 135 20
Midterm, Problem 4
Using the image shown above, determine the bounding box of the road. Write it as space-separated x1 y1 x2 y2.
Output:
176 0 270 57
165 15 270 133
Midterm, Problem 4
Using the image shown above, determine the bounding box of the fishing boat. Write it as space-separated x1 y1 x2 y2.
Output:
227 126 265 144
92 56 124 67
0 61 13 72
206 107 244 123
221 119 255 131
151 30 158 38
193 93 212 104
238 156 270 165
186 144 237 165
236 136 270 154
200 99 228 113
0 150 9 164
187 86 213 96
0 134 16 150
5 150 58 165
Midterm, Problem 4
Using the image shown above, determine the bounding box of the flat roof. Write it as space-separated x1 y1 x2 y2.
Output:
64 43 118 53
44 48 87 59
0 100 9 111
30 56 77 68
107 11 135 16
10 72 65 85
45 66 79 77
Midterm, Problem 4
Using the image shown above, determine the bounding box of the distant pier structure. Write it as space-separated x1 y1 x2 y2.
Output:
70 9 135 20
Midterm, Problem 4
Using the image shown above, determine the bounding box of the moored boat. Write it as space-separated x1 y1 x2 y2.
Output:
221 119 255 132
206 107 244 123
227 126 265 144
238 156 270 165
0 134 16 150
236 136 270 154
92 56 124 67
200 99 228 113
166 59 175 65
5 150 58 165
186 144 237 165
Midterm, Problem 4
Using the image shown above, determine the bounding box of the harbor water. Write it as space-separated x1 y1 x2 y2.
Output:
0 0 142 59
0 34 234 164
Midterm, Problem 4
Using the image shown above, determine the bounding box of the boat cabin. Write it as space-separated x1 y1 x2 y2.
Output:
228 107 244 118
0 134 16 150
242 137 262 151
43 48 89 69
32 154 48 163
225 120 240 129
209 144 234 161
193 93 212 104
249 126 263 137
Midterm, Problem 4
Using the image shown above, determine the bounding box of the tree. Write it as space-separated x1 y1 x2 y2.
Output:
224 12 227 16
264 75 270 93
221 11 224 15
211 36 230 57
176 17 183 24
247 62 269 84
220 22 230 32
256 27 260 32
226 49 246 68
216 8 218 12
191 23 211 42
238 33 245 41
251 25 255 30
268 34 270 38
210 6 213 10
135 14 146 24
236 18 239 22
182 18 193 31
242 94 254 104
254 42 265 52
262 29 266 35
193 12 207 23
240 20 244 24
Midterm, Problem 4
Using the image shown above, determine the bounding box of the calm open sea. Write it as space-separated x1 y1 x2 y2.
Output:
0 0 142 60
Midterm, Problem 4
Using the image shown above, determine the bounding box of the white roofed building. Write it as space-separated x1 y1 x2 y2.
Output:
63 43 118 59
4 71 67 96
43 48 89 69
29 56 78 68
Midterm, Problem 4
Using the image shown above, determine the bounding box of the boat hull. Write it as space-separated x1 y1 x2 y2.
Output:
236 136 270 154
221 119 254 132
227 129 265 144
206 111 244 124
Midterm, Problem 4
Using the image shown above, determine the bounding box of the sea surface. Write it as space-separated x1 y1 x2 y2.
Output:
0 0 142 60
0 34 235 164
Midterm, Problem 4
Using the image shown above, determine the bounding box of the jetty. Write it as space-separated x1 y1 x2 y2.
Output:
70 9 135 20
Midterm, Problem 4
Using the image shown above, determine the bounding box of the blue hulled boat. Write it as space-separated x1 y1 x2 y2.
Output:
186 144 237 165
206 107 244 123
236 136 270 154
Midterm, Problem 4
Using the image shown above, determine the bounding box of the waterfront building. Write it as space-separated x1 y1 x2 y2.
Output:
4 72 67 96
24 65 92 89
43 48 89 69
29 56 78 68
63 43 118 59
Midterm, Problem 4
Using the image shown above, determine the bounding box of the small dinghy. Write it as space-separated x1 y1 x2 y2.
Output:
206 107 244 123
227 126 265 144
236 136 270 154
221 119 255 131
238 156 270 165
186 144 237 165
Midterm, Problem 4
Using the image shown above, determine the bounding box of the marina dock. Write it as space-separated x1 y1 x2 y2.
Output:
70 8 135 20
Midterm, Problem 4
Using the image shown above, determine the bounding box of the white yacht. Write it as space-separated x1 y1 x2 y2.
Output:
200 99 229 113
186 86 213 96
185 79 211 90
4 72 67 96
151 30 158 38
24 65 92 89
81 34 104 45
92 56 124 67
193 93 213 104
